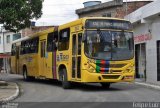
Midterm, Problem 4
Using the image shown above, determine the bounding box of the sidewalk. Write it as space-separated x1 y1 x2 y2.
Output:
134 79 160 90
0 81 19 103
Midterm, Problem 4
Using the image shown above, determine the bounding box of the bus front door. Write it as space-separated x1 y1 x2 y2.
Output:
72 33 82 80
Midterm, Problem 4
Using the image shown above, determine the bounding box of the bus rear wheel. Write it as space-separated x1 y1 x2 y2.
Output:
100 83 110 89
23 67 34 81
60 69 71 89
23 67 29 81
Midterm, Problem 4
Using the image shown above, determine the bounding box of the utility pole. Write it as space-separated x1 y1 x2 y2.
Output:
125 0 128 16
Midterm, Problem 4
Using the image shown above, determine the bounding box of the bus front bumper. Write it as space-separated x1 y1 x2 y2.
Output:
81 70 134 83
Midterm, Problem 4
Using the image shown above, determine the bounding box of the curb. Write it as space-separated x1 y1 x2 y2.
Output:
135 81 160 90
0 83 20 103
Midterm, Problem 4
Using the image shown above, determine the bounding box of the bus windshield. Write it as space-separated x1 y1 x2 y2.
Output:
84 30 134 60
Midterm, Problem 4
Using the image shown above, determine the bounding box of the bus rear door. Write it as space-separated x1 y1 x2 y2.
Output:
39 39 47 78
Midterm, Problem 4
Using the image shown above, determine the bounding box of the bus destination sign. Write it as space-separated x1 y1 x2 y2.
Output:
85 19 132 30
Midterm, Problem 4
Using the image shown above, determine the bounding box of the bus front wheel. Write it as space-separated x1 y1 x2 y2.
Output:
100 83 110 89
60 69 71 89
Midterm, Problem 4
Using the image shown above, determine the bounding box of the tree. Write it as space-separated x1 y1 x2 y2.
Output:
0 0 44 32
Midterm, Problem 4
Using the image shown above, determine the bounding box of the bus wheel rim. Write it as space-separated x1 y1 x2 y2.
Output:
24 70 27 79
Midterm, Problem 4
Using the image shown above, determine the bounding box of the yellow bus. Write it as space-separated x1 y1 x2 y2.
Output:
11 17 135 89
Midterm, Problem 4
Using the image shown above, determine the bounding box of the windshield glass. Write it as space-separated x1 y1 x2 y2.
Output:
84 30 134 60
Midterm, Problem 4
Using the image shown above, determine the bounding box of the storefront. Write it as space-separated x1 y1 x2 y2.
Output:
0 54 11 73
125 0 160 85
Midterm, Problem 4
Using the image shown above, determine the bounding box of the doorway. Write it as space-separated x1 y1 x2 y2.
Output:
135 43 146 81
157 41 160 81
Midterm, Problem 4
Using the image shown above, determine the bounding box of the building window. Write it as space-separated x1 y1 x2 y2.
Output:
13 33 21 41
102 13 112 17
6 35 10 43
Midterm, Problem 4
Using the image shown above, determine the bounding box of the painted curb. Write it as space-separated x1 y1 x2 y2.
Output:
135 82 160 90
0 83 19 103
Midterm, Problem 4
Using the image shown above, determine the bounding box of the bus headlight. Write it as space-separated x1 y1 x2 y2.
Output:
88 66 96 72
84 63 96 73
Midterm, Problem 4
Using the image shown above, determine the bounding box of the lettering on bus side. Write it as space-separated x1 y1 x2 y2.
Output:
26 56 33 62
57 53 69 61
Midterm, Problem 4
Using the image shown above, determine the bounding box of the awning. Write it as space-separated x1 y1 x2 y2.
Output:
0 54 11 58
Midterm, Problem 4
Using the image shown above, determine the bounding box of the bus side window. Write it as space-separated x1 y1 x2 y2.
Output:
78 33 82 55
47 32 54 52
53 31 58 51
58 28 70 51
47 32 58 52
30 37 39 53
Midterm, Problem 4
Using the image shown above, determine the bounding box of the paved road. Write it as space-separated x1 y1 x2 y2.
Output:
2 74 160 103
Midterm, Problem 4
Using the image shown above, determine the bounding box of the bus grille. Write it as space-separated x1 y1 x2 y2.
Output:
109 64 126 68
102 75 120 79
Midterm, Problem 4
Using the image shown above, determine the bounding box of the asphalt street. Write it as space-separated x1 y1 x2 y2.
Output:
1 74 160 108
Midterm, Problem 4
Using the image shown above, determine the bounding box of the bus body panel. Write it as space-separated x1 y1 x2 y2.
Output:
11 56 16 74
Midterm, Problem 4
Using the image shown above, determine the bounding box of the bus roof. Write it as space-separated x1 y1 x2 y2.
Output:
12 36 30 44
12 27 56 44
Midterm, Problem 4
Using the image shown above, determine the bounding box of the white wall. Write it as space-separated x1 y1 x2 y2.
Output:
125 0 160 24
0 32 5 53
0 31 22 53
133 17 160 84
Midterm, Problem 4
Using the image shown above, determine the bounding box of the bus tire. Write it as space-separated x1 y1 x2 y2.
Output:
100 83 110 89
23 67 33 81
23 67 28 81
61 69 71 89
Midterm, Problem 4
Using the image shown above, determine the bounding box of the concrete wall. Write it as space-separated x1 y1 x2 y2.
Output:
76 1 151 18
125 0 160 23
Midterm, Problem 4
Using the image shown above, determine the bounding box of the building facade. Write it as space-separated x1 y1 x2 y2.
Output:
125 0 160 85
0 28 22 73
76 0 152 18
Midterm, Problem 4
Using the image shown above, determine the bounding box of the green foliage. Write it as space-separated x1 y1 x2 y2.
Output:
0 0 43 32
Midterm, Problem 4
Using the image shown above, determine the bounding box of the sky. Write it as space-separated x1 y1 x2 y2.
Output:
35 0 107 26
35 0 154 26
